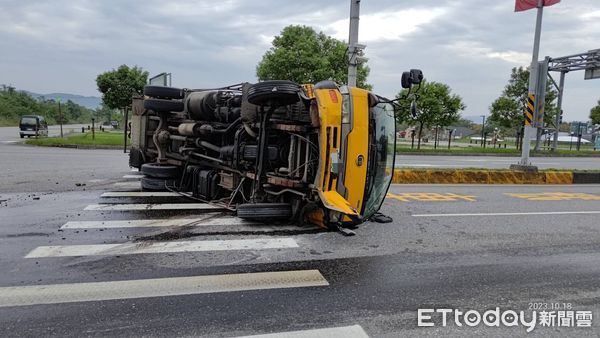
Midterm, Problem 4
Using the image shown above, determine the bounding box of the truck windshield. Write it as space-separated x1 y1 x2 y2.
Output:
362 101 395 218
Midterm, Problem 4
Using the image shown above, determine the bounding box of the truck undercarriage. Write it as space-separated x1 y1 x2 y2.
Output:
130 81 328 225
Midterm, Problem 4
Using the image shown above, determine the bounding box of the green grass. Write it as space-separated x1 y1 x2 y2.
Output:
0 118 18 127
397 145 600 156
26 131 129 147
397 146 520 155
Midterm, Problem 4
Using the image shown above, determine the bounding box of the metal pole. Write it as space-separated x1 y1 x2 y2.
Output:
577 124 582 151
552 71 566 151
518 0 544 166
92 118 95 141
480 116 485 146
347 0 360 87
58 101 63 138
123 107 128 153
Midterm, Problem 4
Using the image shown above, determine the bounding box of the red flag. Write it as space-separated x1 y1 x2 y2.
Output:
515 0 560 12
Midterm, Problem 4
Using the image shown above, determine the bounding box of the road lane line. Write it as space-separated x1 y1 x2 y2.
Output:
84 203 219 211
61 217 257 229
0 270 326 307
413 211 600 217
101 191 181 197
236 325 369 338
25 238 299 258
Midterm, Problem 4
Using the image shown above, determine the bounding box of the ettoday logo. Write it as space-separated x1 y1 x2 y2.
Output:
418 308 593 332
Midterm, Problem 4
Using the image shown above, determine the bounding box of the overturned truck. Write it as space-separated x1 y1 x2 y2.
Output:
129 74 422 230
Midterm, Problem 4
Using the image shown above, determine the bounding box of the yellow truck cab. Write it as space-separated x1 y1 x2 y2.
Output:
308 81 396 227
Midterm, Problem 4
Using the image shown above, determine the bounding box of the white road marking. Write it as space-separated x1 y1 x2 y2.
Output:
122 174 144 179
0 270 326 307
88 179 108 183
101 191 181 198
113 182 141 188
61 217 255 229
412 211 600 217
84 203 219 211
236 325 369 338
25 238 299 258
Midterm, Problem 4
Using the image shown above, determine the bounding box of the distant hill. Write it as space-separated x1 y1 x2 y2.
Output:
25 91 101 109
1 87 97 126
463 115 486 124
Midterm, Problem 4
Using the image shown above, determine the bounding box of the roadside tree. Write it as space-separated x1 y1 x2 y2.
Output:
489 67 557 134
396 81 465 149
256 25 371 89
96 65 148 113
590 99 600 125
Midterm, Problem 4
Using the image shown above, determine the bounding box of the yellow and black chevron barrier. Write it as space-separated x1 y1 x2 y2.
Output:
524 93 535 126
392 169 599 184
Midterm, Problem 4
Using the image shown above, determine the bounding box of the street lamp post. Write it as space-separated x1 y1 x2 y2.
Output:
480 115 486 147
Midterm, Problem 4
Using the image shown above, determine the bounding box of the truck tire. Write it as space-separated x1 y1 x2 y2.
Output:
144 86 185 100
141 163 179 178
141 176 177 191
237 203 292 221
247 81 301 106
144 98 184 112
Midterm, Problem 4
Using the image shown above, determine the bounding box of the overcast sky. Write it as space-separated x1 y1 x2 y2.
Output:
1 0 599 121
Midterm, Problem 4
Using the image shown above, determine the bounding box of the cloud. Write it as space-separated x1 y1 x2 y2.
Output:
327 8 446 42
581 10 600 20
446 41 531 66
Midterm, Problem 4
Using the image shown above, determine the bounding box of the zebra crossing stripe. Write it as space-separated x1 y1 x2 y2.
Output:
122 174 144 179
61 217 256 229
101 191 181 197
235 325 369 338
112 182 141 191
84 203 219 211
25 238 299 258
0 270 327 307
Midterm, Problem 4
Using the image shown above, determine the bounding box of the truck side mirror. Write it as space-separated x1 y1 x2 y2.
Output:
410 100 418 119
401 72 412 89
410 69 423 85
401 69 424 89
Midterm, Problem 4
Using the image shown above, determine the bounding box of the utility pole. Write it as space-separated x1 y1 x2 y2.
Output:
513 0 544 171
347 0 361 87
58 98 63 138
480 115 486 146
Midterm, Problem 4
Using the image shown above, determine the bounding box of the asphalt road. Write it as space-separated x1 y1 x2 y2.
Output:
396 154 600 170
0 143 127 193
0 124 89 143
1 146 600 336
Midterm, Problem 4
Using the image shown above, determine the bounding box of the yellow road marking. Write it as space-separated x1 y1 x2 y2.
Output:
506 192 600 201
386 193 476 202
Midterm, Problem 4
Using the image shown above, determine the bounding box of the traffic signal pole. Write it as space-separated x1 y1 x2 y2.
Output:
515 0 544 170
